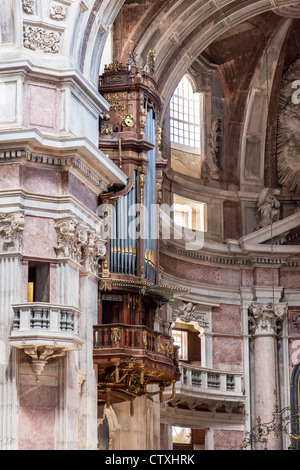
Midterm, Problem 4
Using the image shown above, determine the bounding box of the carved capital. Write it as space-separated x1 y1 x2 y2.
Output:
55 217 106 275
0 212 25 253
248 302 288 336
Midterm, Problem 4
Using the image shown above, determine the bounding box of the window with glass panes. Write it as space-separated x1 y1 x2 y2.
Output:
170 75 201 150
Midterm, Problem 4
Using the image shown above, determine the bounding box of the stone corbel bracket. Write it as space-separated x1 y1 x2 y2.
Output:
24 345 66 383
0 212 25 254
54 216 107 275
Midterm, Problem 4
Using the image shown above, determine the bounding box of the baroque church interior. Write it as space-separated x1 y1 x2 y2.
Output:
2 0 300 451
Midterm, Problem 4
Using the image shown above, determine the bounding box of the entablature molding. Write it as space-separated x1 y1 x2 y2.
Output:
0 129 127 191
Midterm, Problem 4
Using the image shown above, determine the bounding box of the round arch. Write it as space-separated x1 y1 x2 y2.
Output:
290 360 300 449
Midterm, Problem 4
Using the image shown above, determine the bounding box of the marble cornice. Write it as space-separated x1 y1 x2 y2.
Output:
0 129 127 191
0 58 109 116
161 239 300 269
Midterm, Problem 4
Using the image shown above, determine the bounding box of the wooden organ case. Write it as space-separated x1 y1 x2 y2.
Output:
94 56 184 411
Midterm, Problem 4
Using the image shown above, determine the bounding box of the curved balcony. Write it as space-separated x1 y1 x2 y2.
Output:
9 303 83 382
93 323 180 405
164 363 245 411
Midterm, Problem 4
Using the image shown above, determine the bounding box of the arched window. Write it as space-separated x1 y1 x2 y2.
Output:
170 75 203 153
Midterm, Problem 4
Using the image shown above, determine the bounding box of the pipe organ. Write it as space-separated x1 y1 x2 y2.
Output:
94 56 185 407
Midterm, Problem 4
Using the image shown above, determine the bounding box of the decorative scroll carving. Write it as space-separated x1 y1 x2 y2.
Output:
23 25 62 53
257 187 281 228
248 302 288 336
0 212 25 253
22 0 35 14
277 59 300 192
50 4 67 20
55 217 106 274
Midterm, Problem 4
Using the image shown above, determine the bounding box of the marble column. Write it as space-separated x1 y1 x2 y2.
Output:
0 256 22 449
248 302 288 450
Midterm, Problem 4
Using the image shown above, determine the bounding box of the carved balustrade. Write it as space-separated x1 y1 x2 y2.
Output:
10 302 82 349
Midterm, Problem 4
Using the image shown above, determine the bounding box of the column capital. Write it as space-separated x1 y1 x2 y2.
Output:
248 302 288 336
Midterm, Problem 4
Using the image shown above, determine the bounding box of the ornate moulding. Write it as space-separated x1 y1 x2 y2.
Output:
55 216 106 275
171 300 209 331
23 25 62 53
274 4 300 17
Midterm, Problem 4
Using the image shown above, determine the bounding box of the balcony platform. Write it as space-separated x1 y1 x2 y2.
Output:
163 363 245 412
9 302 83 350
93 323 180 405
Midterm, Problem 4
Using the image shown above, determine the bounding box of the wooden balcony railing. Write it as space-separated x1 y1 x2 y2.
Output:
93 323 179 377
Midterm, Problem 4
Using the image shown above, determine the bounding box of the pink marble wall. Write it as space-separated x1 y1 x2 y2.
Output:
23 80 61 133
241 268 254 287
23 216 57 259
21 166 60 195
160 253 241 287
254 267 279 287
212 304 241 335
280 268 300 289
0 163 20 189
213 429 245 450
68 172 98 212
18 384 57 450
212 336 243 371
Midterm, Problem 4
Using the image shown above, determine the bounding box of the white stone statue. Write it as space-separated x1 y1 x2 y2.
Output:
257 188 281 228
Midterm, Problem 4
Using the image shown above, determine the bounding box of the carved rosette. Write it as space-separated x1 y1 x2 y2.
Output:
55 217 106 275
248 302 288 337
50 4 67 20
0 212 25 253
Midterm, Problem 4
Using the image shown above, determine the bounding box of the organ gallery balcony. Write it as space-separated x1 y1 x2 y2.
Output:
9 303 83 382
93 323 180 407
